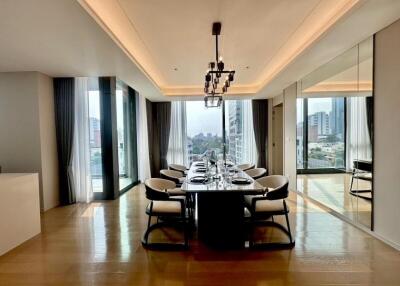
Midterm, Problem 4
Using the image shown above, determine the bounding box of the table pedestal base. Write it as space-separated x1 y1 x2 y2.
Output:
197 192 245 249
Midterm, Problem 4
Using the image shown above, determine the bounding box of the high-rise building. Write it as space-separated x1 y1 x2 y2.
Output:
308 111 330 137
330 98 345 139
228 100 243 164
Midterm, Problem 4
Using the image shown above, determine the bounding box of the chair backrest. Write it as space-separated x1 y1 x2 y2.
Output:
144 178 176 200
245 168 267 179
237 163 255 171
169 164 186 174
160 169 183 184
256 175 289 200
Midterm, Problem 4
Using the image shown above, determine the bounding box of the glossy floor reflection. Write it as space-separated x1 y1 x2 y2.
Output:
0 184 399 285
297 173 372 228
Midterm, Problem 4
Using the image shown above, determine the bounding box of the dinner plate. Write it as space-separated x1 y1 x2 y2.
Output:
231 177 251 185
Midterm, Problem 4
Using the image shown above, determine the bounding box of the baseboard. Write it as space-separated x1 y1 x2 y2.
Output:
292 190 400 252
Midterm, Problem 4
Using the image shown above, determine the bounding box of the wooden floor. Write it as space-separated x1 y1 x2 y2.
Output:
0 184 399 285
297 174 372 228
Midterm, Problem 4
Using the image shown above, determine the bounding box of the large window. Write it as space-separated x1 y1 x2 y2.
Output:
186 101 223 163
116 81 138 192
168 100 257 166
297 97 345 171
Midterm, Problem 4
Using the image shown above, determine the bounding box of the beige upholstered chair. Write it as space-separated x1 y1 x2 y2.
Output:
245 168 267 180
160 169 185 187
142 178 188 249
245 175 294 248
237 163 255 171
169 164 187 174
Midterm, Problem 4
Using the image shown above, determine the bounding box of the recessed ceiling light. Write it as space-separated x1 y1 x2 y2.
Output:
245 66 250 69
174 67 178 71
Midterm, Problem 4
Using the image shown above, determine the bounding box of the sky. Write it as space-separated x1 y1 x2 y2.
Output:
297 97 333 123
186 101 222 136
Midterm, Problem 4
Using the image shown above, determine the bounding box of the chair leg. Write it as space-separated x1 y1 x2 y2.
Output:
349 168 355 193
284 211 293 244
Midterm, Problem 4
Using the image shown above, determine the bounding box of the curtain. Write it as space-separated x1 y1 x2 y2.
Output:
252 99 268 168
146 99 156 176
242 100 258 166
137 95 151 182
157 102 172 170
54 78 76 205
346 97 372 170
146 100 172 176
167 101 188 167
72 78 93 203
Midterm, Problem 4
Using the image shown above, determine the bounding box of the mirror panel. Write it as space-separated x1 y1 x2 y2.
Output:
296 37 373 229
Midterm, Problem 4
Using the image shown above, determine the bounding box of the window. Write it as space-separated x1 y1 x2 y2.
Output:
88 89 103 193
186 101 223 163
297 97 345 171
116 81 138 191
168 100 257 166
225 100 257 165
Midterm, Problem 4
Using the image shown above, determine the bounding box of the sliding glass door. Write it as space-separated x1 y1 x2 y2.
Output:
116 80 138 192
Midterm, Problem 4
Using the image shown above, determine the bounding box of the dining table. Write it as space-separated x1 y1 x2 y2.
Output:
181 162 265 249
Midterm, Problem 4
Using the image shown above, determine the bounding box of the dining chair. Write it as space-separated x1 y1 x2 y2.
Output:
245 168 267 180
169 164 187 175
237 163 255 171
245 175 294 249
142 178 189 250
160 169 185 187
349 159 373 200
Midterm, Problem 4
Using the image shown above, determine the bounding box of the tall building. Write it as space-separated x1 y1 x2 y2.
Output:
330 98 345 139
308 111 330 137
228 101 243 164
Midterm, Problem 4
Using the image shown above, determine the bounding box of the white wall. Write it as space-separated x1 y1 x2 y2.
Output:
283 83 297 191
374 19 400 248
0 72 59 211
37 73 59 211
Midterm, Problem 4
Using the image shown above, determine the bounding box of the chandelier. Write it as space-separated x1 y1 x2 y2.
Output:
204 22 235 108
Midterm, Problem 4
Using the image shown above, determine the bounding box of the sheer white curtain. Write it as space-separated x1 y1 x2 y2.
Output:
167 101 188 167
72 77 93 203
242 100 258 165
137 94 151 181
346 96 372 170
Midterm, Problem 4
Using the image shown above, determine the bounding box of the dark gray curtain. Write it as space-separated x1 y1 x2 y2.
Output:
146 100 171 177
54 78 76 205
252 99 268 169
157 102 172 170
146 99 155 176
366 96 374 144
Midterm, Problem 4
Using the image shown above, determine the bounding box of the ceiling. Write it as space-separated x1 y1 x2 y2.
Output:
0 0 162 101
1 0 400 101
80 0 363 96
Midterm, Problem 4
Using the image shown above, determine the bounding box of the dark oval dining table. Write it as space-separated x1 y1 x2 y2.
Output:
181 164 265 249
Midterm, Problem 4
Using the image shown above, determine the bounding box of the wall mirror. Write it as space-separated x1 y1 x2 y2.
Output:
296 37 374 229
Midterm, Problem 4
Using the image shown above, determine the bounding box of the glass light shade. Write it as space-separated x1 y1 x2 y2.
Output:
204 95 222 108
